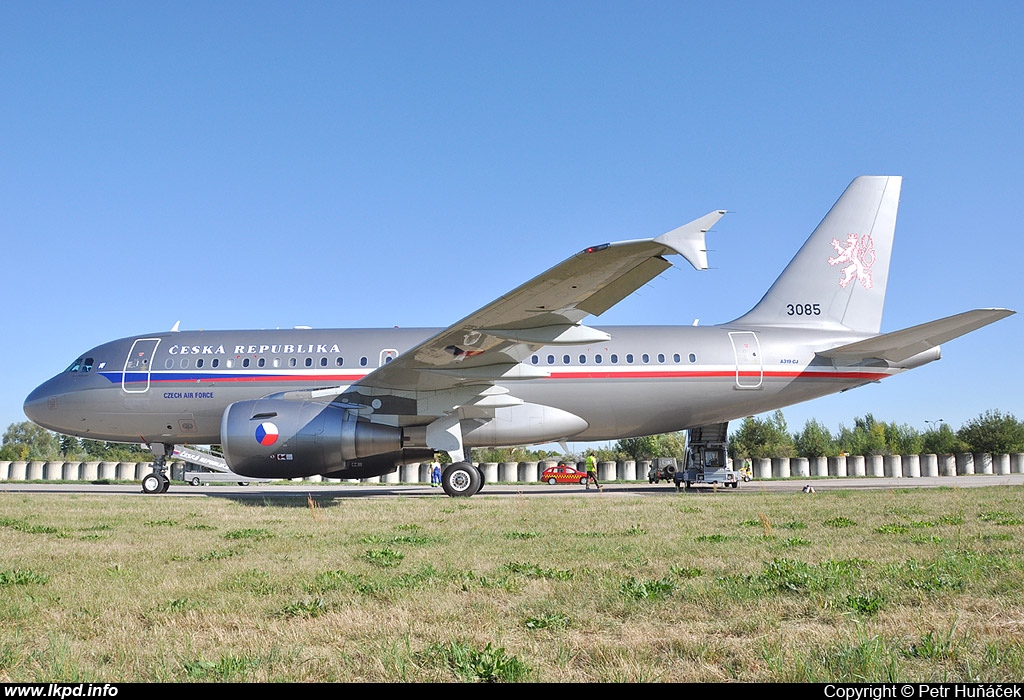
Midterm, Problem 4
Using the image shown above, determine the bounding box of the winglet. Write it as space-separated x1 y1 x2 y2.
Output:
653 210 726 270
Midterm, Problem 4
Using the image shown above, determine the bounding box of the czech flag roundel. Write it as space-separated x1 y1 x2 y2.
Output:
255 422 279 447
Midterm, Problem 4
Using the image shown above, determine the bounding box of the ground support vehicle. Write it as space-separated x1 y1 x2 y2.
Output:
172 445 268 487
675 422 740 490
647 457 678 483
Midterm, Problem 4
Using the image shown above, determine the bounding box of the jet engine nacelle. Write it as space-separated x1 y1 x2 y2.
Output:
221 398 402 478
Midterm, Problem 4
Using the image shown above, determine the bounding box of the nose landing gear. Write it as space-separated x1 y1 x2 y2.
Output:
142 443 174 494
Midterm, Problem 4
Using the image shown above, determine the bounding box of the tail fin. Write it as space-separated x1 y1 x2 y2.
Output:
731 176 902 333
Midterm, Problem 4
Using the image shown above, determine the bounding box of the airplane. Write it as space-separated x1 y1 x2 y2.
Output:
23 176 1014 497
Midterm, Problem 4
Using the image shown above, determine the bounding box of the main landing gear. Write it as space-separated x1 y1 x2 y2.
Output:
441 461 484 498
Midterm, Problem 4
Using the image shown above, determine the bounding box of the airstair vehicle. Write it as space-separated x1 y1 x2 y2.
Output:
173 445 270 485
676 422 739 489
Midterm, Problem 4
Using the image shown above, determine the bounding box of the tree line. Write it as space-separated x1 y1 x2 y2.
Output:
0 422 151 462
4 408 1023 464
727 409 1024 459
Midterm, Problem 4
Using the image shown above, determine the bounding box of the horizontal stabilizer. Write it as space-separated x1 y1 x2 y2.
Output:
817 308 1015 363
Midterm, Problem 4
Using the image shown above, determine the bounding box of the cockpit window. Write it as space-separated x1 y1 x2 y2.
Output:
65 357 94 373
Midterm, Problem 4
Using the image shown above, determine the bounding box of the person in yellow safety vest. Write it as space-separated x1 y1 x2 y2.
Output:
585 451 602 492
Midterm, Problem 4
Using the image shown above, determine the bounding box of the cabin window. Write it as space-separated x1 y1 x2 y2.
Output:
336 357 344 367
273 358 281 368
226 359 234 368
626 354 634 363
179 358 189 369
610 354 618 364
658 353 665 363
641 354 649 363
164 359 174 369
258 358 266 368
304 358 312 367
689 353 696 363
212 358 219 368
595 354 602 364
360 356 368 367
547 354 555 364
562 354 570 364
579 354 586 364
242 358 250 368
321 357 328 367
196 358 204 368
289 357 296 367
531 355 539 364
673 353 681 363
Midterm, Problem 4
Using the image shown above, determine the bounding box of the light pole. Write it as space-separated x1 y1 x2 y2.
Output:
925 419 945 431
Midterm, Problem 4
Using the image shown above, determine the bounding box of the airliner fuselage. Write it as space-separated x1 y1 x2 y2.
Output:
24 324 916 447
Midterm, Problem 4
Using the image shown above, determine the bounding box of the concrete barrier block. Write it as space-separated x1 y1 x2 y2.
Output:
44 461 64 480
518 461 539 483
792 457 810 477
828 456 847 477
619 460 637 481
480 462 499 483
753 457 772 479
499 462 518 482
27 461 45 480
772 457 791 478
866 455 884 477
810 457 829 477
902 454 921 478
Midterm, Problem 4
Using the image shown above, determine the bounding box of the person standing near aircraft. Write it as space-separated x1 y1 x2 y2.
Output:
585 451 602 492
431 462 442 487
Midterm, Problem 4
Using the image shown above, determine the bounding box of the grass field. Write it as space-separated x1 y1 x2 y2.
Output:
1 485 1023 682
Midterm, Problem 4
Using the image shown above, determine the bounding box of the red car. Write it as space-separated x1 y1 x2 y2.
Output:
541 464 590 485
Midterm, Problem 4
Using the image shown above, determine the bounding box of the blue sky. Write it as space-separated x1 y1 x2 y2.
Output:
2 2 1021 448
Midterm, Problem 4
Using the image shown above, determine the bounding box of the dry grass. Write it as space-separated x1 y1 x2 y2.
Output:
1 485 1023 682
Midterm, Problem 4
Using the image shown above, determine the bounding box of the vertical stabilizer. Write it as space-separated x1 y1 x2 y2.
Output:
731 176 901 333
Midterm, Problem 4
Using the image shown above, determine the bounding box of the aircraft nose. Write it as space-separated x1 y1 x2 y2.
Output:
24 381 60 430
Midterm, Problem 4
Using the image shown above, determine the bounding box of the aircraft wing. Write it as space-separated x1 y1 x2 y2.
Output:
817 308 1015 363
352 210 725 395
